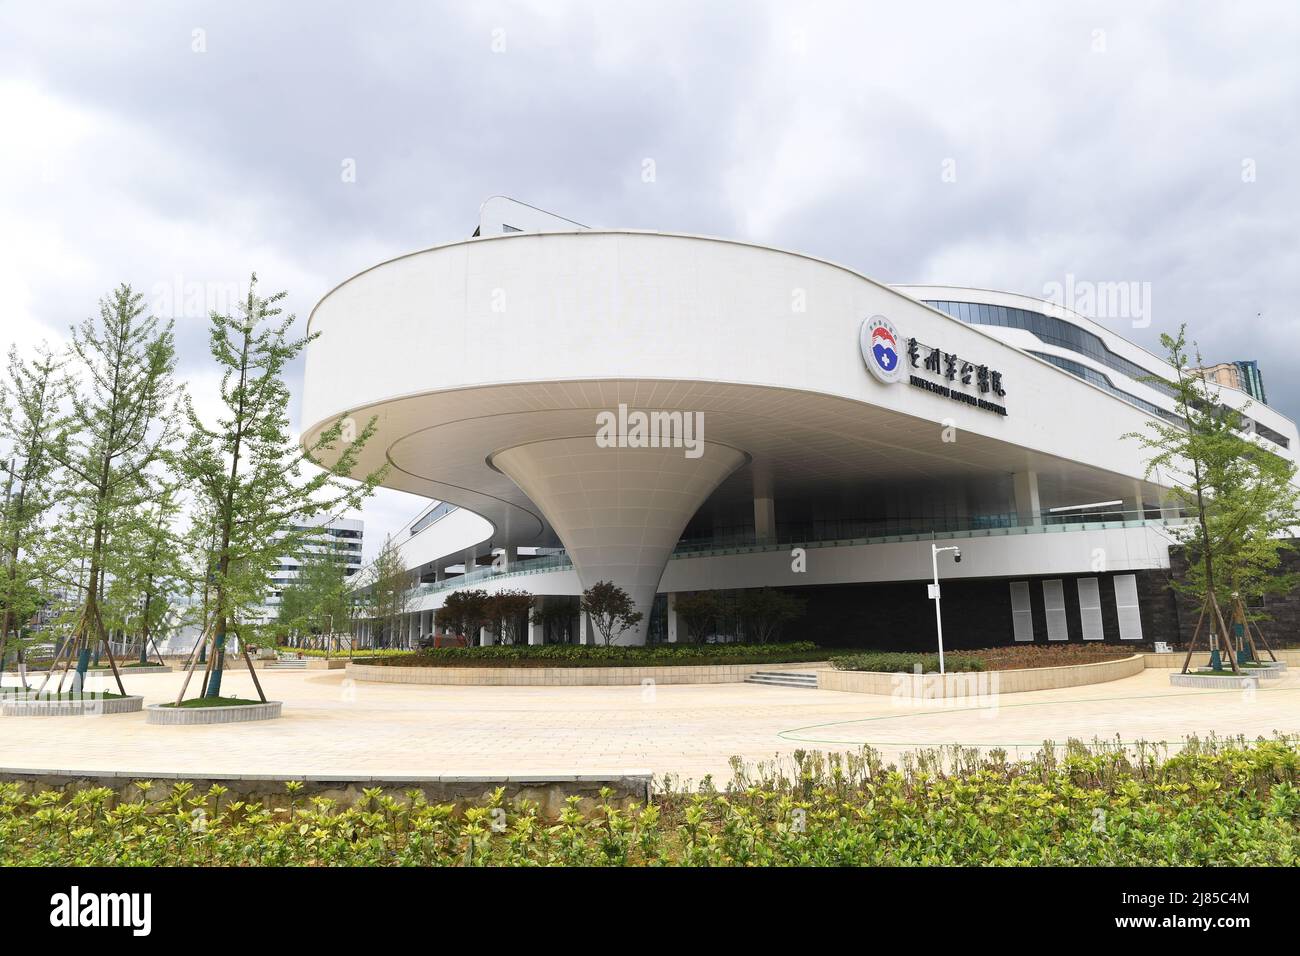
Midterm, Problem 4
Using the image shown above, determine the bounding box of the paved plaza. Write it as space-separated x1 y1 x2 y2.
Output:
2 668 1297 784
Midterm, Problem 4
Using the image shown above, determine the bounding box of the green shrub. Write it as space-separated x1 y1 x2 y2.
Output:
2 737 1296 866
830 651 985 673
277 646 414 659
358 641 823 668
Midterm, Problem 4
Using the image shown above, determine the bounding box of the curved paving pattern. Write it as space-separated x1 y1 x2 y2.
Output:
1 668 1296 783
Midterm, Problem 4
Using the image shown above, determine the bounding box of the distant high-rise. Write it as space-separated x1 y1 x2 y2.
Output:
266 515 364 613
1192 360 1268 405
1234 360 1267 405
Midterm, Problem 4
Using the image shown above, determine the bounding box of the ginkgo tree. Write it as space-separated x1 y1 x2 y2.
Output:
175 275 385 703
39 286 182 696
1127 326 1300 674
0 344 68 688
277 541 353 651
101 480 187 665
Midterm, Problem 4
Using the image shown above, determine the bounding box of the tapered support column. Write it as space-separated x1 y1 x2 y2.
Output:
492 438 747 644
753 467 776 545
1013 470 1041 527
1123 479 1145 521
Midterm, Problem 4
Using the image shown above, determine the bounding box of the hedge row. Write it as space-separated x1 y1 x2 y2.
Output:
831 651 985 673
831 645 1135 673
2 737 1296 865
357 641 825 668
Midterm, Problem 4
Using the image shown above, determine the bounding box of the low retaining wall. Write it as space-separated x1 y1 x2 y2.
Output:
0 769 653 818
347 660 829 686
0 695 144 717
163 657 348 671
818 653 1146 696
145 701 283 725
262 658 349 670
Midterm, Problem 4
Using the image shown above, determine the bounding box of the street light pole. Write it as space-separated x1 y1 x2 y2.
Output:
930 544 961 675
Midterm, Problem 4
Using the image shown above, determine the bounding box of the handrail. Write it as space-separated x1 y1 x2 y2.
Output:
410 514 1189 596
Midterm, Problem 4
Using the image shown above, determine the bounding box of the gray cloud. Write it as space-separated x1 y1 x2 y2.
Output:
2 0 1297 552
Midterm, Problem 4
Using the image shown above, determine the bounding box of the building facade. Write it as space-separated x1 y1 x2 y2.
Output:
264 515 364 615
302 201 1299 648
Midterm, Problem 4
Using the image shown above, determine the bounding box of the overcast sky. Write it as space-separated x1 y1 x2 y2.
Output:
2 0 1296 558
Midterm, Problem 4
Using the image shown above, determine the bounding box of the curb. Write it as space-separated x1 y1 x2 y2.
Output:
145 701 283 725
1168 672 1274 688
0 695 145 717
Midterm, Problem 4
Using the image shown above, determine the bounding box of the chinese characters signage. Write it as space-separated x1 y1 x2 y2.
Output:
859 315 1008 416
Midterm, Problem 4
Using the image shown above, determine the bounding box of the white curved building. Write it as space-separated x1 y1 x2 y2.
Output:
301 201 1298 648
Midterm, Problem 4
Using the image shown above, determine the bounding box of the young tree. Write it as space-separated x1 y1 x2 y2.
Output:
177 276 383 701
278 541 351 652
580 580 643 646
102 481 187 664
434 589 490 646
41 286 182 694
0 345 68 685
736 588 806 644
367 535 414 648
1126 326 1300 673
672 591 722 643
485 589 534 645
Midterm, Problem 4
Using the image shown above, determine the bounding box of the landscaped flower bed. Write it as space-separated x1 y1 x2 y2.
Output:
831 645 1135 673
276 647 414 659
357 641 828 668
1 737 1296 866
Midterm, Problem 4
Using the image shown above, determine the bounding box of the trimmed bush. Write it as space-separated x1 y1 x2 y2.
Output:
277 646 413 659
358 641 823 668
831 644 1133 673
831 651 985 673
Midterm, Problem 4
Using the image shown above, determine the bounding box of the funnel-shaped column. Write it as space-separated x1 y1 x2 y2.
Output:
491 438 747 644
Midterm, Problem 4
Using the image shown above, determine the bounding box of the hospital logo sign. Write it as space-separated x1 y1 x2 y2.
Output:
860 316 906 384
860 314 1009 416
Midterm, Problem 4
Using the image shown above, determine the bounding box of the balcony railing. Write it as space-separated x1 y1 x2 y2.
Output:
409 511 1188 596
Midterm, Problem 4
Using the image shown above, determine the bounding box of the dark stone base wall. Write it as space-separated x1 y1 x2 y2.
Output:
775 541 1300 650
781 569 1180 650
1167 540 1300 648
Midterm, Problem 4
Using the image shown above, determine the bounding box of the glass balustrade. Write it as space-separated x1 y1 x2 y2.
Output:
406 510 1189 596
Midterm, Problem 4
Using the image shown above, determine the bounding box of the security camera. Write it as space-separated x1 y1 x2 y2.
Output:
953 549 962 563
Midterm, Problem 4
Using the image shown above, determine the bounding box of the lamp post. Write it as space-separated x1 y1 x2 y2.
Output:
929 544 962 675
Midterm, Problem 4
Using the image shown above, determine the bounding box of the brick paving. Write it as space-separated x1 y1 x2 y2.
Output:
1 668 1296 785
